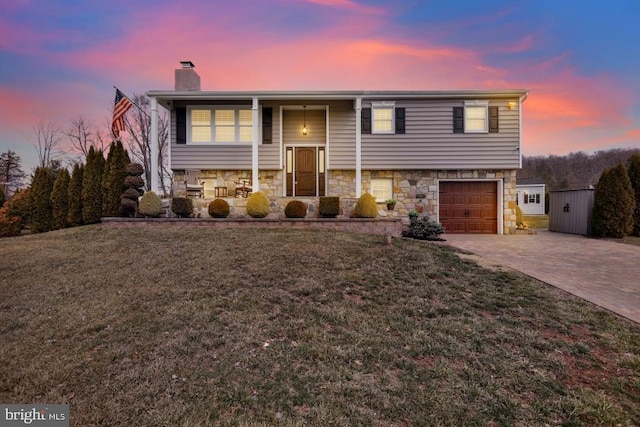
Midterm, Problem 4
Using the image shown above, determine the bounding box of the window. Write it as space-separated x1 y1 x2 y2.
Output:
189 107 253 143
370 178 393 202
454 102 498 134
527 193 540 204
464 101 488 133
373 105 394 134
362 104 405 135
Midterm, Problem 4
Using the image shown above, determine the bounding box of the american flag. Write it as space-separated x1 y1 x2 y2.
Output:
112 88 133 139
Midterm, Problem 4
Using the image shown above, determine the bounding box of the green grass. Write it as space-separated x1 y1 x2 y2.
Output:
523 214 549 230
1 226 639 426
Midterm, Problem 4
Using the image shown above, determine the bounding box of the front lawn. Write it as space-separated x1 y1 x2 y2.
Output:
1 226 638 426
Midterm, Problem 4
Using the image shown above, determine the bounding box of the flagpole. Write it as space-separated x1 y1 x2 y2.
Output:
113 85 151 119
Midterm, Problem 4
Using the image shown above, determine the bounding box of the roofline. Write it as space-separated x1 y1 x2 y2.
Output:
146 89 529 103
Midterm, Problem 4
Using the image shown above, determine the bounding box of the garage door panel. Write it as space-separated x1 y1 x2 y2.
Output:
439 181 498 234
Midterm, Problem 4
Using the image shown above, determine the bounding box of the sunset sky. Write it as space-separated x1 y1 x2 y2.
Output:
1 0 639 172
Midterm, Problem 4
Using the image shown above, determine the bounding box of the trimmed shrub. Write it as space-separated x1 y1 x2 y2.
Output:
352 193 378 218
67 163 84 226
628 154 640 236
515 205 525 229
285 200 307 218
171 197 193 218
138 191 163 218
246 191 270 218
591 164 634 238
51 168 70 230
29 167 55 233
120 162 145 217
102 141 131 217
406 215 445 240
82 147 106 224
208 198 230 218
0 206 21 237
319 196 339 218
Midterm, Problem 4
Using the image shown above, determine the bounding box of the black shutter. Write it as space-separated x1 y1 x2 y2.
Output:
176 107 187 144
453 107 464 133
395 107 406 134
361 107 371 134
489 106 499 133
262 107 272 144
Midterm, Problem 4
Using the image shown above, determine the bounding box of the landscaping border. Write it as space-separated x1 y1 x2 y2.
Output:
101 217 404 237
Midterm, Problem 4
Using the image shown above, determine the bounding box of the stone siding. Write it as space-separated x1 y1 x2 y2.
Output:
172 168 518 234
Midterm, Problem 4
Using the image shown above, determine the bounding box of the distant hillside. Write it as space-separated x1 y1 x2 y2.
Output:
519 148 640 191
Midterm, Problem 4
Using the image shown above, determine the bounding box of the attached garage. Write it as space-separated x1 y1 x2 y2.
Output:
439 181 498 234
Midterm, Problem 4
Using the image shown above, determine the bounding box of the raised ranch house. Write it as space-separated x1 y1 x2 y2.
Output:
146 62 528 234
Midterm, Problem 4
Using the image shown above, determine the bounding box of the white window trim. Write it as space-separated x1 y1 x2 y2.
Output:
187 106 253 144
371 101 395 135
464 100 489 134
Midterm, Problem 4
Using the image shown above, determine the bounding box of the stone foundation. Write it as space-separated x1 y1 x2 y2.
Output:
172 168 518 234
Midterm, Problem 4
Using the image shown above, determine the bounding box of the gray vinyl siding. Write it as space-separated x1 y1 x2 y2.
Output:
361 99 521 170
327 101 356 169
170 102 280 170
283 109 326 145
259 101 280 169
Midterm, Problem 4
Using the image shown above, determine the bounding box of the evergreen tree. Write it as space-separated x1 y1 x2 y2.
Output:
102 141 131 216
29 167 55 233
67 163 84 226
0 186 5 207
51 168 70 230
82 147 106 224
627 154 640 236
591 164 634 237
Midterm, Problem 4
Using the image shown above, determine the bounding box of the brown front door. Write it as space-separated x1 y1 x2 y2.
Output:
439 181 498 234
295 147 316 196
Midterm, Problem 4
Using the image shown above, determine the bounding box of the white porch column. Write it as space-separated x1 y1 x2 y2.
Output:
150 96 159 193
252 97 259 192
354 97 362 197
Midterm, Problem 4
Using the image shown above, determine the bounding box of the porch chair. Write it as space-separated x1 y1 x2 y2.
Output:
184 170 205 198
235 176 252 198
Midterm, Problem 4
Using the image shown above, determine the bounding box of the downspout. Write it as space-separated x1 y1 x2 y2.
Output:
355 97 362 197
150 96 159 193
252 97 259 192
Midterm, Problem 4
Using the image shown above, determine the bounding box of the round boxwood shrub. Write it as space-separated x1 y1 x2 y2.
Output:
285 200 307 218
208 198 230 218
352 193 378 218
246 191 270 218
138 191 163 218
171 197 193 218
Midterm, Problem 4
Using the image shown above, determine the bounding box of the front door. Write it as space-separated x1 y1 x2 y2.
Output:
295 147 316 196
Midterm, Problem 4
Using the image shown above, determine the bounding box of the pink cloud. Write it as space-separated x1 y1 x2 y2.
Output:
299 0 386 15
4 1 638 162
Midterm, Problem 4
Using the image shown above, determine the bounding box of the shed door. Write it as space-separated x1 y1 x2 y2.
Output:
439 181 497 234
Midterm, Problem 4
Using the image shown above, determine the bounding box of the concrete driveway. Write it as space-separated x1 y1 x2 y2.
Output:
441 231 640 324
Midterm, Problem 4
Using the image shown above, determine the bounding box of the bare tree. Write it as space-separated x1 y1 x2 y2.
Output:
65 116 106 158
122 94 170 194
33 121 63 168
0 150 27 197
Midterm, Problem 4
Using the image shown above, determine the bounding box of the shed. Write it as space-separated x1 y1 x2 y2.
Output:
548 189 594 235
516 184 546 215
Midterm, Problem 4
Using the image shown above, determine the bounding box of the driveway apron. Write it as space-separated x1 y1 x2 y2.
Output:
441 231 640 324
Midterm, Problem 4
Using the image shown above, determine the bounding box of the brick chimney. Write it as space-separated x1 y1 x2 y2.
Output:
175 61 200 91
